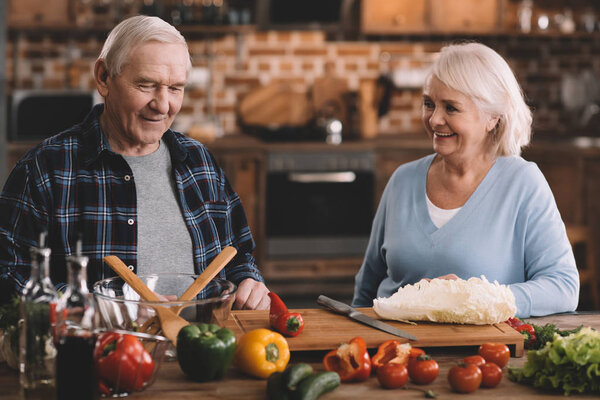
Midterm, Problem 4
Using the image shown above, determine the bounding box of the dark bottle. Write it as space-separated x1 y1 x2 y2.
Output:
55 241 98 400
19 232 59 399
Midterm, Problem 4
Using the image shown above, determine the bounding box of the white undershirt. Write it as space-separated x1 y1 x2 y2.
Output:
426 194 462 228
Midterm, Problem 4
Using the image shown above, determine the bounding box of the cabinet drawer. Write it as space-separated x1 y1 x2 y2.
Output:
429 0 500 33
262 257 363 280
361 0 427 34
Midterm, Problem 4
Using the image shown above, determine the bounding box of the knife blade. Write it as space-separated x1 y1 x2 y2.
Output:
317 295 418 341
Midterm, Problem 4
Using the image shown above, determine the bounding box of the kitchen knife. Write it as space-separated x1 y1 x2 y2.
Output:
317 295 418 341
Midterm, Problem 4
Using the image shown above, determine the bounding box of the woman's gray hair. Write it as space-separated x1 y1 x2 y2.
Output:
98 15 192 77
430 42 532 156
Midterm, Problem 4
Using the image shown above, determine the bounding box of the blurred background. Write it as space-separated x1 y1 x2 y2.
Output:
1 0 599 309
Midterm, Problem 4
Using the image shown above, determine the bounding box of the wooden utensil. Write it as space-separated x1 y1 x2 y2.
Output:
103 255 189 346
140 246 238 335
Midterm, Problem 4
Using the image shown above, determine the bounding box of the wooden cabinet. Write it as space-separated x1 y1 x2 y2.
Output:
8 136 600 307
429 0 500 33
522 147 585 225
211 149 265 263
361 0 428 34
361 0 502 35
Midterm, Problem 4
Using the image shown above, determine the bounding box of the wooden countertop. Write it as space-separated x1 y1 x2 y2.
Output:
9 133 600 156
204 134 600 157
2 312 599 399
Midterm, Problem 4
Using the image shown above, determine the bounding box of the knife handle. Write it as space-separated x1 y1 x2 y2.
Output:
317 295 355 315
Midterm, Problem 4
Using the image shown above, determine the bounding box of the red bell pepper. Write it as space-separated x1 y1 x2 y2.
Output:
268 292 305 337
372 340 411 370
94 332 154 393
506 317 524 329
516 323 537 347
323 336 372 382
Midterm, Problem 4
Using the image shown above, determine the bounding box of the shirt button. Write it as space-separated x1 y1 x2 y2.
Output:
127 219 135 225
128 265 134 271
124 175 131 181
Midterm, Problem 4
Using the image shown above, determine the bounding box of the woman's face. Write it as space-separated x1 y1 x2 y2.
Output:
422 76 497 162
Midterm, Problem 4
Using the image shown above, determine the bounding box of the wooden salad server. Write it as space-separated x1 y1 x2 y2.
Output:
140 246 237 335
103 255 190 346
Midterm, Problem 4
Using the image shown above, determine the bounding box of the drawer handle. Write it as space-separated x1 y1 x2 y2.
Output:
288 172 356 183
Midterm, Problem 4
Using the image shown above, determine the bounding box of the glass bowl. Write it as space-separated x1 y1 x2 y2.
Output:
94 329 170 398
93 274 237 335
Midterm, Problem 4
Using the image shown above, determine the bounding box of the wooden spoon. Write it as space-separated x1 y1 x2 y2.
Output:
140 246 238 335
103 255 189 346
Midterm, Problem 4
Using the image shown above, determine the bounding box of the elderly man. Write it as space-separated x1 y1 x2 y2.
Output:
0 16 269 309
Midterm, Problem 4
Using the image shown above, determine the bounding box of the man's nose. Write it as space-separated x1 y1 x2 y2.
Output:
150 88 169 114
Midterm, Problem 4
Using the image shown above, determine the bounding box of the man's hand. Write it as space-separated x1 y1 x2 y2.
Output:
234 278 270 310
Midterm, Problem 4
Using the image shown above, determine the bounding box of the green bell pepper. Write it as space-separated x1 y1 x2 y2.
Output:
176 323 236 382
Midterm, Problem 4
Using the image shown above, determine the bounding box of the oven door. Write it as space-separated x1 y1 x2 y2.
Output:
266 169 374 258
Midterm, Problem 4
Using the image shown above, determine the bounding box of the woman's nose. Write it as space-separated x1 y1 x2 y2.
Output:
429 107 445 128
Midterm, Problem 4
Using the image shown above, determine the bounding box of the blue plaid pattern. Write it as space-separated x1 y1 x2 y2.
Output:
0 104 263 297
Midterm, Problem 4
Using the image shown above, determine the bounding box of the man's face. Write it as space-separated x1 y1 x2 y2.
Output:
99 41 188 155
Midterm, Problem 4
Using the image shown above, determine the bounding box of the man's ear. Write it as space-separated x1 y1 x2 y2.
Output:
94 59 110 98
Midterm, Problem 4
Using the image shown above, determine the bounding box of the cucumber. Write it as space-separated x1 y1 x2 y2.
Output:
294 371 341 400
266 372 290 400
282 363 314 390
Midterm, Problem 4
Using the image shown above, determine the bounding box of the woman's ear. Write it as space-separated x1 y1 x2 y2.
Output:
487 115 500 133
94 59 110 98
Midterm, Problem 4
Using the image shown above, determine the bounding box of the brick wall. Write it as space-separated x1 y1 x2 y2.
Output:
7 30 600 138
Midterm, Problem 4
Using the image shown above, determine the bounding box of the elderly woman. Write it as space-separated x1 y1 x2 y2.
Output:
353 42 579 318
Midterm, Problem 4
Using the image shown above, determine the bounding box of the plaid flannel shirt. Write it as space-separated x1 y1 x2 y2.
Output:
0 104 263 298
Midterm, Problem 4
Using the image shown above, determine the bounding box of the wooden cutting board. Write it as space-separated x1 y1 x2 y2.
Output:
224 308 524 357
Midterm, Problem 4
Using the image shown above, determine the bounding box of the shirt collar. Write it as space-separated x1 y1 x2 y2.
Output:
80 103 188 167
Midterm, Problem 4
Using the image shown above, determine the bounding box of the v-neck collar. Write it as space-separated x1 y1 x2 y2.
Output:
416 154 504 241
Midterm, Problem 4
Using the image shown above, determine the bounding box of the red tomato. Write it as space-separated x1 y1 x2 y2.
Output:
479 362 503 388
409 347 426 359
462 355 486 367
478 342 510 368
407 354 439 385
447 363 482 393
377 362 409 389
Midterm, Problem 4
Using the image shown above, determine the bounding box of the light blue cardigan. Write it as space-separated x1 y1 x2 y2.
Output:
353 154 580 317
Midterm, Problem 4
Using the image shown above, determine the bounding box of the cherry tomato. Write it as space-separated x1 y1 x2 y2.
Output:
478 342 510 368
407 354 439 385
479 362 503 388
377 362 409 389
409 347 426 359
447 363 482 393
462 355 486 367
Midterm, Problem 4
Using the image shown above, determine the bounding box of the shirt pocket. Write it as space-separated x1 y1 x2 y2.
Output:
201 200 230 244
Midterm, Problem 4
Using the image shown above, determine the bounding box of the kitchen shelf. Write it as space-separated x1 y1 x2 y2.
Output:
361 29 600 40
7 23 256 37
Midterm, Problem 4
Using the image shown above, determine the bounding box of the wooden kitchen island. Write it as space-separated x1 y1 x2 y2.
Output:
2 312 599 399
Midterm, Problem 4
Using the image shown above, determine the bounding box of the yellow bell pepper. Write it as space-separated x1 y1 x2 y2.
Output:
234 328 290 379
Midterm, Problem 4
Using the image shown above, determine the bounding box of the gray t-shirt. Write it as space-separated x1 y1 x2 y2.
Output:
122 140 194 294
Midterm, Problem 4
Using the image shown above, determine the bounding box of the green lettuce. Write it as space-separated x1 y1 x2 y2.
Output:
509 327 600 395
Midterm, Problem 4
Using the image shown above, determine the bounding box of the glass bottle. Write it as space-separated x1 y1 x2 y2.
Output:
55 241 98 400
19 232 59 399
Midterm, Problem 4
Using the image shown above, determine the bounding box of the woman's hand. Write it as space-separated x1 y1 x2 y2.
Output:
423 274 459 282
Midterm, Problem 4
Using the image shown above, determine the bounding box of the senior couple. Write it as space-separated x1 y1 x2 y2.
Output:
0 16 579 317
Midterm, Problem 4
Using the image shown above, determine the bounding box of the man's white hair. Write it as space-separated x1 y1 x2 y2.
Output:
98 15 192 78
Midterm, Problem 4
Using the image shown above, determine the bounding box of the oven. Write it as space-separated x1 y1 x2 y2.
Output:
265 150 375 258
